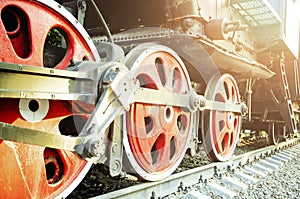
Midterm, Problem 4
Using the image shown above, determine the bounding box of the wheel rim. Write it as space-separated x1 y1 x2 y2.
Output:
202 74 241 161
268 122 280 145
123 44 193 181
0 1 99 198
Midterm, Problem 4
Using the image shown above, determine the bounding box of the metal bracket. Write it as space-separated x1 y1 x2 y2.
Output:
0 61 135 164
109 116 124 177
74 64 136 163
77 0 87 25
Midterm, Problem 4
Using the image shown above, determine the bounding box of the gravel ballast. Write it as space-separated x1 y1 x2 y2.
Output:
238 147 300 199
185 145 300 199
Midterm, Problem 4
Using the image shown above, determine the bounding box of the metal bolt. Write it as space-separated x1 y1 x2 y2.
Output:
214 166 219 178
112 143 119 153
91 142 100 156
112 160 121 171
178 181 184 192
199 97 206 108
241 104 248 116
184 186 188 193
183 18 194 29
78 0 87 10
236 44 243 52
87 140 101 157
199 175 203 183
151 191 156 199
227 165 231 172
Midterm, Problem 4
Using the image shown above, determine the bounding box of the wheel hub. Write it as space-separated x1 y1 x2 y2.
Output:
163 106 175 123
202 74 241 161
122 44 193 181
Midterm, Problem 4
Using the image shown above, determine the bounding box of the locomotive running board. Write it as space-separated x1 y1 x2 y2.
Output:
0 61 247 162
93 27 275 80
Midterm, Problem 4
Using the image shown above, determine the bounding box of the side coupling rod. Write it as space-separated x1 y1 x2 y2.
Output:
0 61 248 163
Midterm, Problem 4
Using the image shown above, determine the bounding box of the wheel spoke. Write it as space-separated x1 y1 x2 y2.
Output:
135 55 165 88
156 53 178 90
202 74 241 161
0 1 98 198
123 45 192 181
215 124 232 154
226 80 238 103
154 134 172 169
157 52 189 93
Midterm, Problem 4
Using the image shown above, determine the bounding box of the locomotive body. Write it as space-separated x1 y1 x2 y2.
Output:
0 0 299 198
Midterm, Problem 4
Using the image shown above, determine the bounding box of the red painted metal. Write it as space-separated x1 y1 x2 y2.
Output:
203 74 241 161
0 1 97 198
126 50 192 174
211 79 240 156
0 1 94 66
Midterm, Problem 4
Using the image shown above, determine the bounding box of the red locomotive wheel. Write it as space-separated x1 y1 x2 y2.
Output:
122 44 193 181
202 74 241 162
0 0 99 198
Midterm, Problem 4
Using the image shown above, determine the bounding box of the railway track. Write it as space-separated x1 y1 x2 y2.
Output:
74 138 299 199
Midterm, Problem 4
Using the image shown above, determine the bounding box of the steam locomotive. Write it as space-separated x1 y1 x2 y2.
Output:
0 0 299 198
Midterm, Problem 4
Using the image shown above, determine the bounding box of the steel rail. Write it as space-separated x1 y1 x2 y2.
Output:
91 138 299 199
